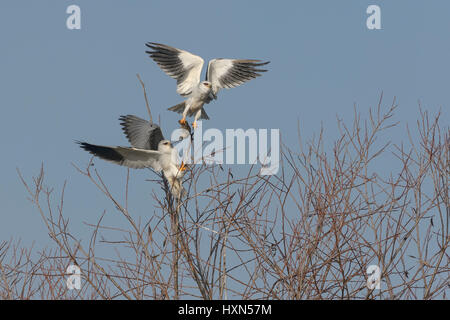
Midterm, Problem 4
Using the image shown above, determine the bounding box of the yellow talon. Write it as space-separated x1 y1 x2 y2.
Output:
179 118 186 125
192 121 197 129
179 161 187 171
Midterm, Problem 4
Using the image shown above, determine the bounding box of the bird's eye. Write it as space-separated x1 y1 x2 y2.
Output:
203 83 209 86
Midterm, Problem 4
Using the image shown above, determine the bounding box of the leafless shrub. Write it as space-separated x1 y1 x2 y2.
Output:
2 95 448 300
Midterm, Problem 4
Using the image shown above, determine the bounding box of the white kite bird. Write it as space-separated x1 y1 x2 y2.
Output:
145 42 270 129
78 115 187 198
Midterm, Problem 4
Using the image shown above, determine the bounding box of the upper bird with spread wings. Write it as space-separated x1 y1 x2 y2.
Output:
145 42 269 129
78 115 187 198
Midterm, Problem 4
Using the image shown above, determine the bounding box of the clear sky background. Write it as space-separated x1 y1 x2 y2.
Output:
0 1 448 250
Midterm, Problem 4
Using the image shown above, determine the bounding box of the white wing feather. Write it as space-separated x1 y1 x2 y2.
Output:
146 43 204 96
78 142 163 171
176 51 204 96
114 147 163 171
206 58 269 96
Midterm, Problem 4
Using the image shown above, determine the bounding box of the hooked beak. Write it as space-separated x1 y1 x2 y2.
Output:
209 91 217 100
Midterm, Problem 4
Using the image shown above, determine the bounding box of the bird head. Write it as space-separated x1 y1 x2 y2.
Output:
158 140 173 153
200 81 212 92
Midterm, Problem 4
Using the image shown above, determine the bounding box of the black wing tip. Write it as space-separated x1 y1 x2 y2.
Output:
145 42 161 55
145 42 161 49
76 141 94 152
119 114 136 121
234 60 270 73
77 141 101 157
258 61 270 70
75 140 88 147
145 42 178 53
146 41 162 47
118 115 131 129
119 115 134 137
77 142 124 163
119 114 151 126
237 59 270 64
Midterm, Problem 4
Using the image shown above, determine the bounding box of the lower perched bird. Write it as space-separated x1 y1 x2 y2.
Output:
77 115 187 198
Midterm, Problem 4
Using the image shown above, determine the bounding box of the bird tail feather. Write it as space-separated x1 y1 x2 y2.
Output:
200 109 209 120
168 102 186 114
168 102 209 121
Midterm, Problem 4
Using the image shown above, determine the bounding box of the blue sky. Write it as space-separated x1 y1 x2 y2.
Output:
0 1 448 248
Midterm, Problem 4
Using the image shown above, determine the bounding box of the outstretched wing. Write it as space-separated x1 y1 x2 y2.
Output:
206 59 269 98
77 142 163 171
145 42 204 96
119 115 164 150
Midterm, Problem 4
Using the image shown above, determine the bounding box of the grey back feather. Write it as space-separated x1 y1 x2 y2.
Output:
119 115 164 151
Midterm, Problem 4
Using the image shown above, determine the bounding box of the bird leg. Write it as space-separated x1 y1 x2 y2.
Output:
179 161 187 171
179 104 189 125
192 109 202 130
